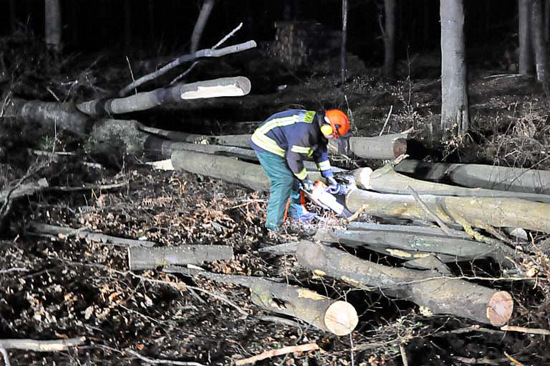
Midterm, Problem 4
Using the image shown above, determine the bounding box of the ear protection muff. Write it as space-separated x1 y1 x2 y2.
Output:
321 124 333 136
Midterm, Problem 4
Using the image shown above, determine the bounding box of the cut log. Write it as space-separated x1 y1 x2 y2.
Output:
345 188 550 234
353 165 550 203
395 159 550 195
296 240 513 326
77 76 251 116
128 245 234 270
348 133 408 159
164 268 358 336
28 222 155 248
250 280 358 336
314 228 502 261
0 178 48 203
169 150 323 192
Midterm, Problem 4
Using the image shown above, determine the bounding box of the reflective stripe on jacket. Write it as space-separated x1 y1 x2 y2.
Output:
250 109 333 179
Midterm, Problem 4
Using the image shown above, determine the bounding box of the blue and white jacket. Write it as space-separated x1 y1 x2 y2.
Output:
250 109 333 180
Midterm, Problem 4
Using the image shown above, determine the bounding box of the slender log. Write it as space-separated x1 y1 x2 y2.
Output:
346 222 470 239
296 240 513 326
169 150 323 192
78 77 251 117
0 337 85 351
235 343 320 366
29 222 155 248
345 188 550 234
165 268 358 336
128 245 234 270
314 228 501 261
119 41 256 96
353 165 550 203
395 159 550 194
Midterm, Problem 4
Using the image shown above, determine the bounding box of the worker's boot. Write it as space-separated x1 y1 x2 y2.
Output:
289 192 317 222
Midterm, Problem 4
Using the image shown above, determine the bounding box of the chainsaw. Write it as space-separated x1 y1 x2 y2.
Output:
302 180 352 218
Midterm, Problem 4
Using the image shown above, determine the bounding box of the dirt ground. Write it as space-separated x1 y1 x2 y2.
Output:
1 37 550 365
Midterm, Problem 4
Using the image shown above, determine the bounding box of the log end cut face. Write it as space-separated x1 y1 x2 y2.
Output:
324 301 359 336
487 291 514 326
393 138 408 158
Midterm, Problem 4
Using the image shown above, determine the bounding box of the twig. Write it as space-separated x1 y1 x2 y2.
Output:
0 347 10 366
234 343 320 365
344 204 369 224
379 105 393 136
399 344 409 366
501 325 550 335
125 56 137 95
213 22 243 49
504 352 525 366
46 180 129 192
0 337 85 351
0 267 28 274
407 186 454 236
125 348 205 365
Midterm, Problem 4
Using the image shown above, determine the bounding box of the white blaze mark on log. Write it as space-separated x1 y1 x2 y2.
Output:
181 85 245 100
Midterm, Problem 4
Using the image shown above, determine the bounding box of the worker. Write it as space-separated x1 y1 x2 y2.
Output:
250 109 351 231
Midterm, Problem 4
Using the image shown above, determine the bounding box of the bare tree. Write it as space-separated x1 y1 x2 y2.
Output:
341 0 348 84
44 0 62 52
530 0 549 95
440 0 469 135
191 0 216 53
383 0 396 79
518 0 534 75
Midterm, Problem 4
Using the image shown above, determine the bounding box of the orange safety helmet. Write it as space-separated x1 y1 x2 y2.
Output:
322 109 350 139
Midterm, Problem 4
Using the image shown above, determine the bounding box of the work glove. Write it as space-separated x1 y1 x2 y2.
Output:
300 178 314 193
326 177 342 195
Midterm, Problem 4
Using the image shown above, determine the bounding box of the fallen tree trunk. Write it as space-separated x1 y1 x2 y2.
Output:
345 222 470 239
0 178 49 203
78 76 251 117
128 245 234 270
164 267 358 336
296 240 513 326
167 150 323 192
345 188 550 233
314 228 503 261
353 165 550 203
28 222 156 248
395 159 550 194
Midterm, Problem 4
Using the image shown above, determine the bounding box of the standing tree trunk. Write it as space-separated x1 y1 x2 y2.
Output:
341 0 348 84
530 0 550 95
440 0 469 135
519 0 534 75
45 0 62 52
383 0 396 79
190 0 216 53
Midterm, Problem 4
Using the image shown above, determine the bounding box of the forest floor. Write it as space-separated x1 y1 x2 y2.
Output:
1 36 550 365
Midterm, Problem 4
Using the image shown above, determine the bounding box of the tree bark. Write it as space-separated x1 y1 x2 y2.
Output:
440 0 469 134
519 0 534 75
383 0 396 79
346 221 470 239
45 0 62 52
530 0 550 95
191 0 216 53
346 133 408 159
314 228 505 262
296 240 513 326
394 159 550 195
352 165 550 203
0 179 48 203
79 76 251 117
128 245 234 270
345 188 550 233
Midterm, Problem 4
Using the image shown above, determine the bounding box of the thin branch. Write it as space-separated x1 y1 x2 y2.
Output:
119 40 256 96
234 343 320 365
125 348 205 365
0 347 10 366
407 186 454 236
379 105 393 136
501 325 550 335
